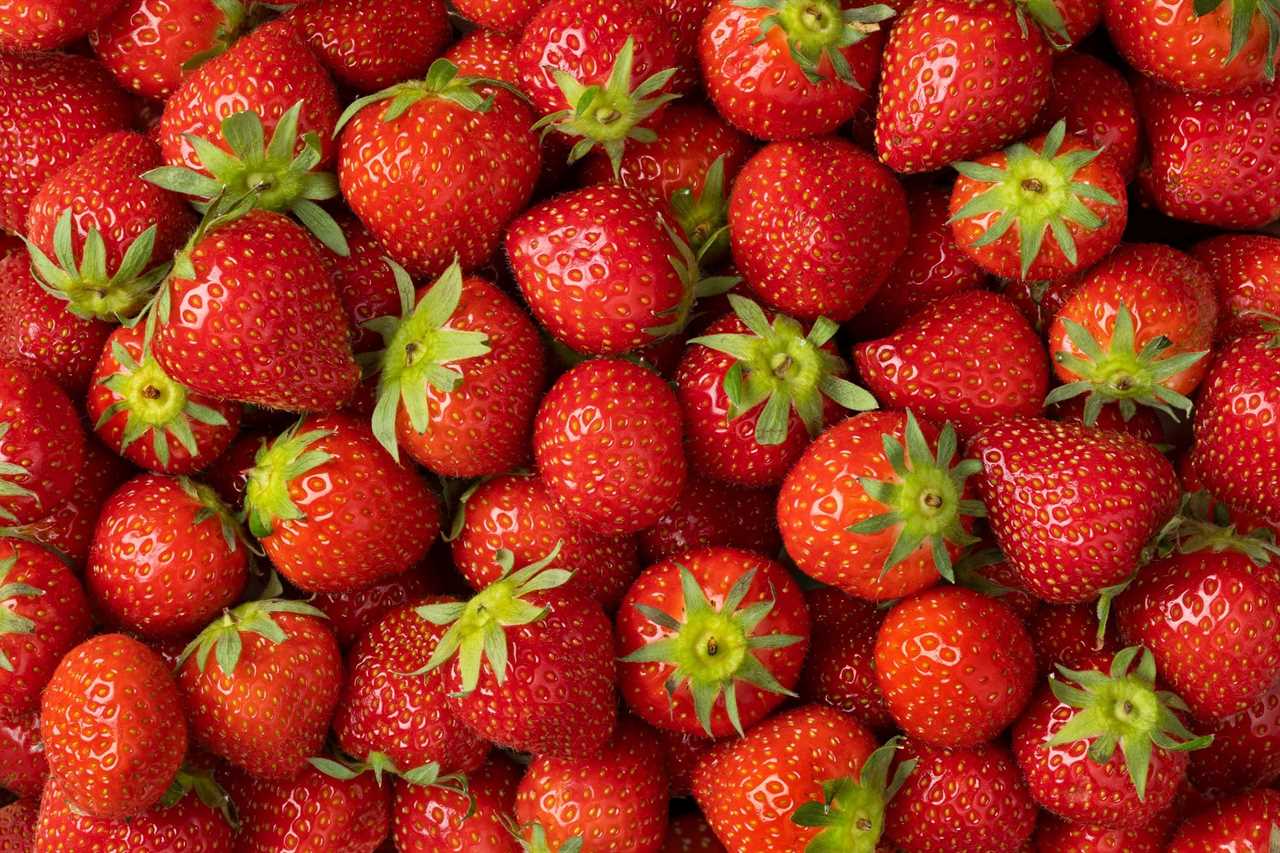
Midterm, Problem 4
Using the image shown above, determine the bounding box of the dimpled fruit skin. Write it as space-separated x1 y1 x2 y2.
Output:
177 612 341 781
0 363 86 525
797 587 893 730
226 762 391 853
875 587 1035 748
39 634 187 819
884 739 1038 853
692 704 878 852
394 753 522 853
640 479 780 563
968 417 1180 604
0 540 92 719
1033 815 1167 852
0 711 48 799
1190 677 1280 795
1168 788 1280 850
89 0 227 99
309 569 433 648
533 359 686 536
333 600 489 774
0 799 35 851
1040 51 1143 181
506 185 687 357
729 137 908 322
1192 233 1280 339
0 0 122 50
875 0 1052 174
515 720 669 853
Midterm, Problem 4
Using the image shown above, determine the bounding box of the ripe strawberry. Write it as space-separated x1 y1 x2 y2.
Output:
202 429 264 511
883 739 1038 852
226 761 390 853
453 0 543 32
1192 233 1280 339
0 0 122 50
1001 273 1083 334
1030 600 1120 676
176 578 341 781
0 711 47 799
729 137 908 322
1168 788 1280 850
875 586 1035 746
657 728 714 800
0 800 35 851
310 568 434 648
969 416 1180 602
245 414 441 593
393 752 521 853
698 0 892 139
441 26 521 82
1189 676 1280 795
1050 394 1165 444
338 60 540 280
414 548 618 758
152 209 360 412
324 213 400 354
693 704 905 851
366 259 546 478
0 363 85 526
640 478 780 563
1038 51 1143 181
0 51 130 235
664 810 724 853
854 290 1049 439
617 547 809 738
1033 815 1168 852
1029 0 1104 47
1012 647 1210 830
876 0 1052 174
777 411 985 601
797 586 892 730
515 719 669 851
40 634 187 818
451 472 639 609
1136 75 1280 229
0 540 92 718
533 359 686 535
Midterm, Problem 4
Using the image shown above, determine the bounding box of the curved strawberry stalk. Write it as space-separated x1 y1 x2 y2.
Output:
243 422 335 539
790 738 915 853
620 564 803 737
1195 0 1280 80
0 554 42 672
309 752 470 798
160 766 236 827
0 428 37 525
736 0 895 85
647 221 740 339
670 155 733 266
688 294 876 445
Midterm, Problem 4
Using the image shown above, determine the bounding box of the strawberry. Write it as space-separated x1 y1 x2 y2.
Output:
324 214 401 354
176 577 341 781
1001 273 1083 334
1030 601 1121 675
451 472 639 609
664 810 724 853
1050 394 1165 444
1192 233 1280 339
1168 788 1280 850
698 0 893 139
152 209 360 412
515 719 669 850
366 259 546 478
1136 75 1280 229
640 478 780 563
883 739 1038 852
693 704 905 852
1033 815 1168 852
729 137 908 322
1028 0 1104 47
617 546 809 738
453 0 544 32
0 540 92 718
393 752 521 853
413 547 618 758
1038 51 1143 180
0 800 35 851
40 634 187 818
310 568 434 648
441 27 522 82
338 60 540 280
244 414 441 593
87 473 248 640
1012 646 1210 830
0 363 86 526
203 429 264 511
0 51 130 235
777 411 986 601
1189 677 1280 796
0 711 47 799
875 586 1035 746
0 0 123 50
876 0 1053 174
533 359 686 535
969 416 1180 603
797 586 892 730
658 729 714 799
853 290 1050 439
226 761 390 853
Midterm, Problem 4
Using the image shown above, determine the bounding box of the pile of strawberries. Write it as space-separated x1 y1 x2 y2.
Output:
2 0 1280 849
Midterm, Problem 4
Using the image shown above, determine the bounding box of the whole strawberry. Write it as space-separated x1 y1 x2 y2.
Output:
0 0 123 49
1168 788 1280 850
0 363 86 525
393 753 521 852
226 762 390 853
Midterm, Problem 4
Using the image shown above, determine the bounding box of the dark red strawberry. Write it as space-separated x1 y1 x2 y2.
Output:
0 711 47 799
1030 601 1120 676
203 429 266 511
1193 233 1280 339
0 0 123 49
1189 676 1280 796
310 568 434 648
324 214 400 354
640 478 780 563
1001 273 1084 334
657 728 714 800
798 586 892 730
0 799 35 851
663 810 725 853
1038 51 1143 180
392 752 521 853
0 363 85 526
1167 788 1280 850
1033 814 1168 852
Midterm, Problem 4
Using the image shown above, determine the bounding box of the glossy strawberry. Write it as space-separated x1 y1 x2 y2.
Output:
226 761 390 853
1167 788 1280 850
640 479 780 563
0 0 123 49
1189 676 1280 795
441 26 522 82
1050 394 1166 444
393 752 521 853
1030 601 1120 676
310 568 435 648
324 214 401 354
797 586 892 730
1038 51 1143 180
0 363 85 526
1192 233 1280 339
1033 815 1168 852
0 711 48 799
453 0 543 32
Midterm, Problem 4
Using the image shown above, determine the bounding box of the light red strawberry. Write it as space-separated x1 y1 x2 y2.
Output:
797 586 892 731
1038 51 1143 180
1192 233 1280 339
0 711 47 799
0 363 86 526
226 761 390 853
0 0 123 50
393 752 521 853
640 478 780 563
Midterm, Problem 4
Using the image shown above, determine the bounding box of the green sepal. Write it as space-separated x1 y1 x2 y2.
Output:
308 751 471 801
242 421 335 539
1014 0 1073 49
1193 0 1280 81
160 766 238 828
670 154 733 267
334 58 528 134
736 0 895 86
646 218 741 340
1165 490 1280 566
180 0 248 71
0 553 43 672
511 820 584 853
0 424 37 525
791 737 915 853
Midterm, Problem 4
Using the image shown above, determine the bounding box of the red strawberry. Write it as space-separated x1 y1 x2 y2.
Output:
0 51 130 235
515 719 669 850
202 429 264 511
1030 601 1120 676
854 290 1050 439
883 738 1038 852
40 634 187 818
698 0 892 139
453 0 543 32
876 0 1052 174
777 411 986 601
797 586 892 731
392 752 521 853
533 359 686 536
441 27 521 82
1033 815 1168 852
226 761 390 853
875 586 1035 746
664 810 724 853
0 800 35 851
244 414 441 593
325 214 400 354
451 472 639 609
1192 233 1280 339
1002 273 1083 334
657 729 714 800
0 540 92 718
0 363 85 525
366 260 546 478
176 578 341 781
0 0 122 50
1189 676 1280 796
1031 0 1104 47
310 568 434 648
152 209 360 412
617 546 809 738
1050 394 1165 444
729 137 908 322
1038 51 1143 180
1168 788 1280 850
640 478 780 563
0 711 47 799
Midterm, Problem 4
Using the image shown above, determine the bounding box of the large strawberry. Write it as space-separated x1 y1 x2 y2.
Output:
392 752 521 852
1192 233 1280 339
0 363 85 526
798 587 892 730
640 478 781 563
0 0 124 49
40 634 187 818
226 761 390 853
1038 50 1143 181
1168 788 1280 850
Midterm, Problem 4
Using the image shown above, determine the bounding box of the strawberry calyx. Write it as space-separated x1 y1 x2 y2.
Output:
1014 0 1073 50
1194 0 1280 80
0 553 42 672
365 258 493 463
160 766 236 827
735 0 895 86
790 738 915 853
846 411 986 582
647 220 741 339
0 426 37 524
1048 646 1212 802
620 564 803 737
510 820 584 853
179 477 254 556
688 294 876 446
309 752 470 796
532 37 681 178
143 101 348 255
1044 303 1209 424
670 154 732 266
243 422 335 539
1167 490 1280 566
951 122 1122 279
180 0 251 72
335 58 523 133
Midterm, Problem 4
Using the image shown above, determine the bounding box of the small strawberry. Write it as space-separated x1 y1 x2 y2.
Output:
40 634 188 818
310 568 434 648
640 478 780 563
392 752 521 853
1168 789 1280 851
441 27 522 82
1038 51 1143 180
1033 815 1168 852
0 363 86 526
1189 677 1280 796
0 711 48 799
1192 233 1280 339
0 0 123 50
797 586 893 730
658 729 714 800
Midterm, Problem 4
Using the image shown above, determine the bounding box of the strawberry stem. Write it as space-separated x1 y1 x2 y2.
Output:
735 0 895 86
